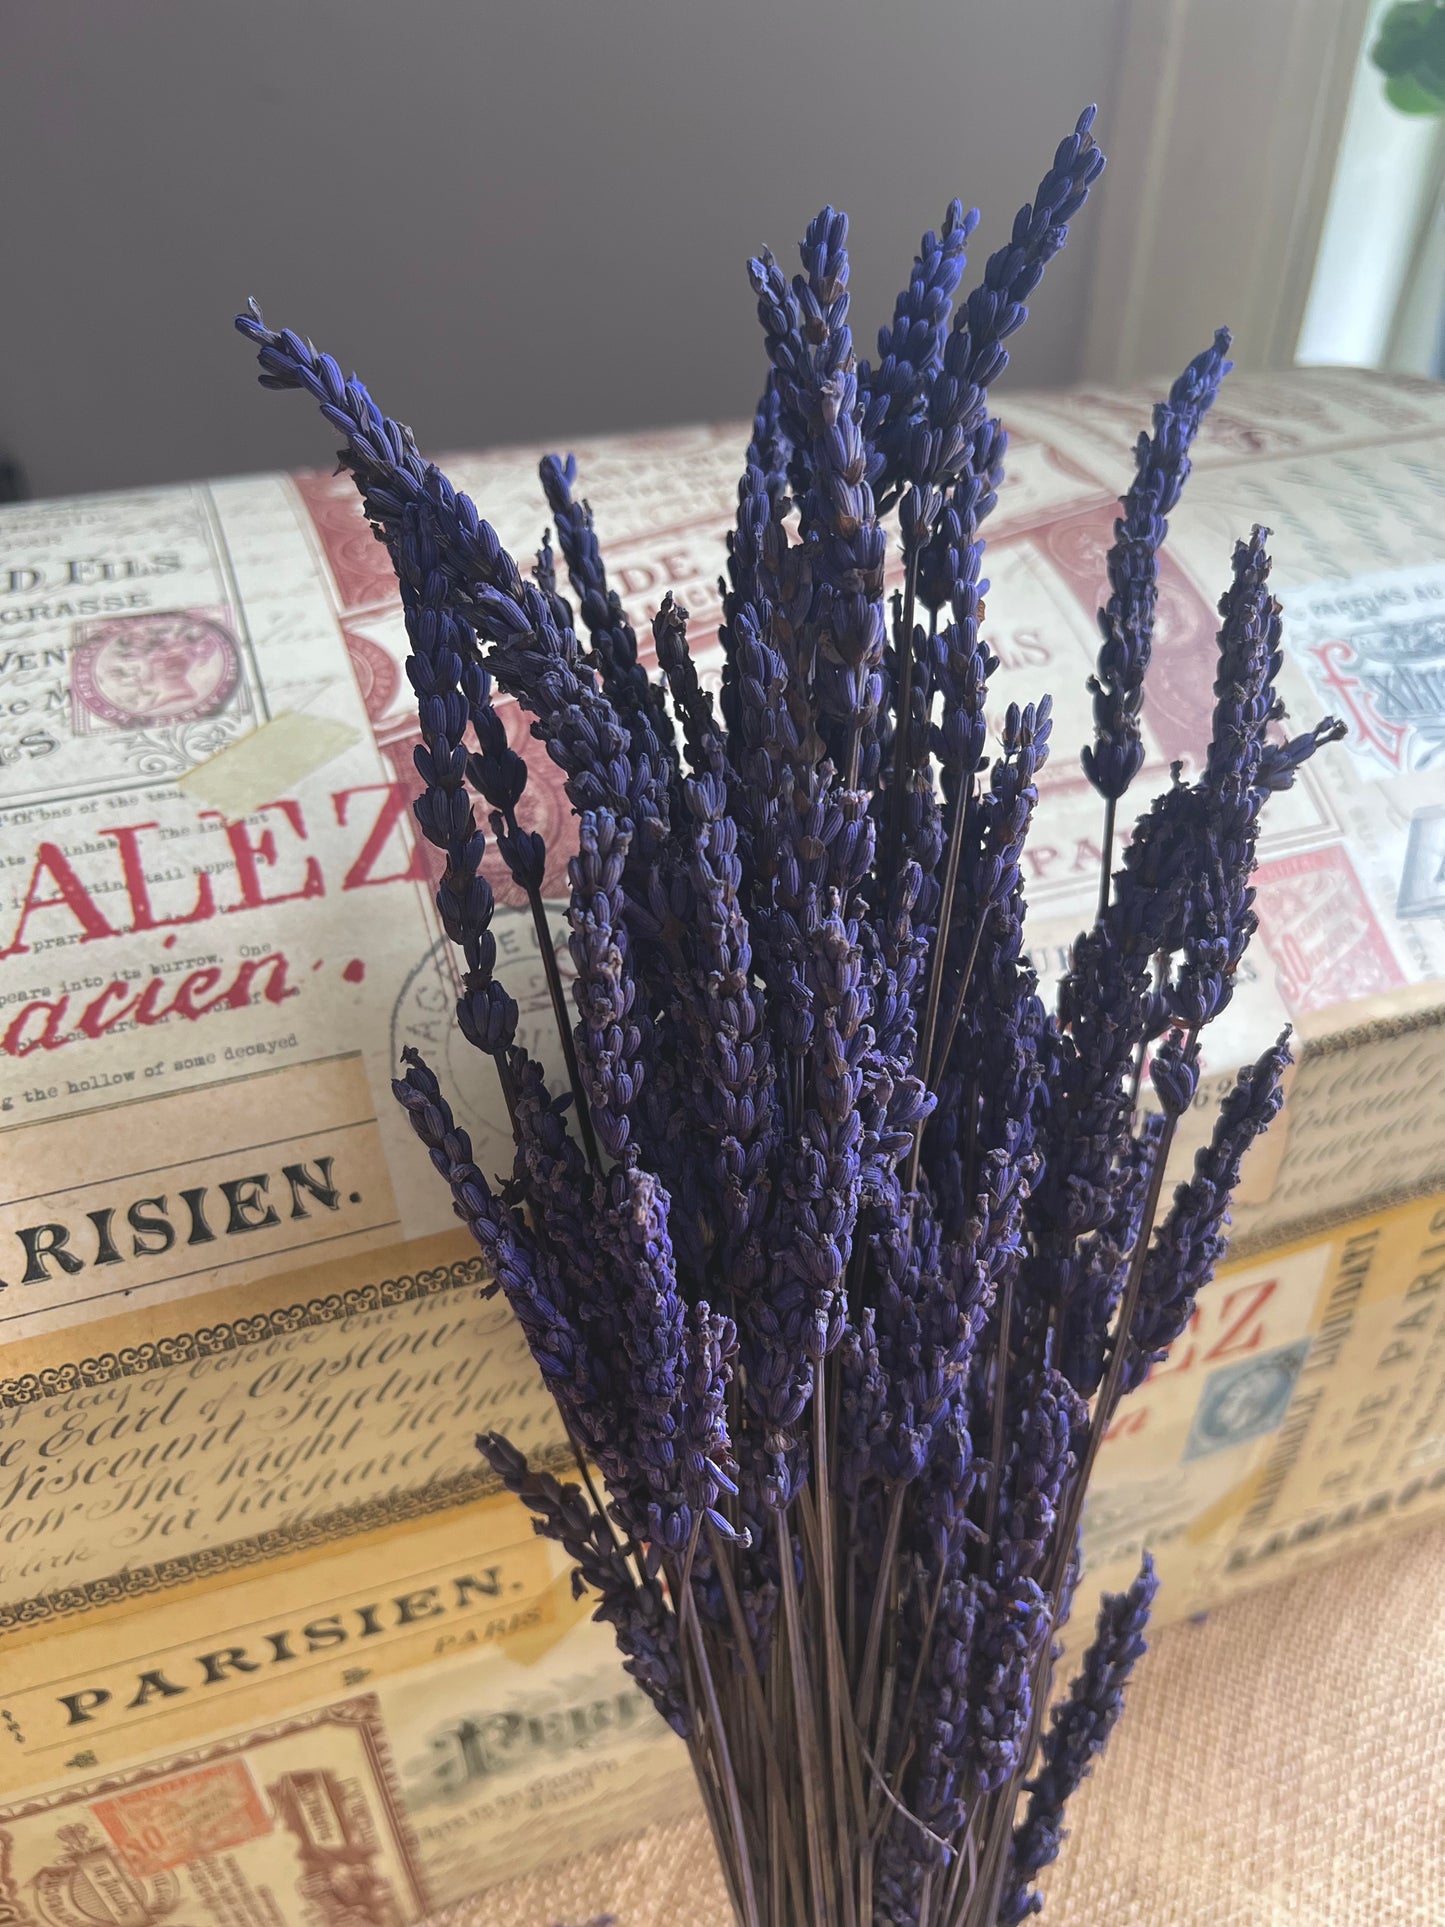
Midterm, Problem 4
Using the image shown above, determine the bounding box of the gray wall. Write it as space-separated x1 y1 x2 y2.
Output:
2 0 1128 500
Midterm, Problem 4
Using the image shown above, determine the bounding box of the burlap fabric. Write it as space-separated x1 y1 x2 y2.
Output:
434 1517 1445 1925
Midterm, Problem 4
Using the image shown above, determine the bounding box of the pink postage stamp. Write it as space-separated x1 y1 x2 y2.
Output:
70 611 240 731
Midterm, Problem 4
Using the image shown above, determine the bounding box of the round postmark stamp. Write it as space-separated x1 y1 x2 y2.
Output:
390 904 574 1180
71 610 241 730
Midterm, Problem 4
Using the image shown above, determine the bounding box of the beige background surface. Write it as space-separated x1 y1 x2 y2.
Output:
449 1515 1445 1926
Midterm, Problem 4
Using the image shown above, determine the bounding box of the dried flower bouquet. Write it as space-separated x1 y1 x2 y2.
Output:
237 105 1342 1927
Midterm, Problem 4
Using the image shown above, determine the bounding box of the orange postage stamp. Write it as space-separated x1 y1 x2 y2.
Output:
91 1760 271 1877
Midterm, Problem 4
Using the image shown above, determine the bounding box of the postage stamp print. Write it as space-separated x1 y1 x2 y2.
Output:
91 1760 270 1876
70 610 241 732
1183 1340 1312 1462
1252 844 1405 1013
1284 562 1445 779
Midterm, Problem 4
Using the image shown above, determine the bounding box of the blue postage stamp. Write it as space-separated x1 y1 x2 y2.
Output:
1183 1340 1311 1461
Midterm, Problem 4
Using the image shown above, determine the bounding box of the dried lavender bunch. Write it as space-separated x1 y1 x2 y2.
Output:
237 104 1343 1927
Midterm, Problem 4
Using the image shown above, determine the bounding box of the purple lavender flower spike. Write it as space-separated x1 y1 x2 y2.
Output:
236 304 435 535
747 247 815 505
392 1051 603 1452
1083 330 1234 808
906 106 1104 518
863 199 979 501
872 856 936 1189
396 508 519 1064
867 1194 943 1487
750 211 889 799
956 108 1104 388
993 1369 1085 1587
836 1310 888 1503
746 898 867 1501
478 1432 689 1735
233 336 515 1073
567 810 645 1163
235 306 681 1076
969 1576 1051 1793
999 1554 1158 1923
924 697 1052 1235
718 434 793 785
909 1574 979 1825
748 369 793 516
1060 1112 1166 1397
1258 713 1348 791
502 1052 625 1415
683 1303 748 1543
597 1156 692 1564
1149 1026 1201 1116
793 210 891 788
917 417 1007 624
1125 1032 1291 1390
1171 530 1341 1032
912 423 1007 1122
539 452 678 769
878 1563 979 1911
1023 769 1199 1358
654 597 779 1292
653 591 722 777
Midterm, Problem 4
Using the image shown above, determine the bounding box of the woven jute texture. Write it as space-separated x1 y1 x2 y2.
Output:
437 1519 1445 1926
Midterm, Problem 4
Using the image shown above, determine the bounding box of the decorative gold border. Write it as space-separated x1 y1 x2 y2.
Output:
1297 994 1445 1064
0 1256 487 1409
1231 1175 1445 1265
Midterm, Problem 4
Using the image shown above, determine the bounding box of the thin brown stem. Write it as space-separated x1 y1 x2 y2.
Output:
916 769 977 1096
565 1432 614 1543
886 539 925 869
955 1047 1196 1927
813 1379 868 1917
680 1526 763 1927
866 1656 899 1840
777 1507 838 1927
1095 792 1118 924
982 1278 1015 1552
704 1522 809 1924
928 910 989 1099
858 1734 953 1857
963 1790 1017 1927
940 1806 978 1927
886 1555 948 1790
682 1723 749 1927
1047 1035 1194 1600
854 1484 906 1737
520 873 601 1171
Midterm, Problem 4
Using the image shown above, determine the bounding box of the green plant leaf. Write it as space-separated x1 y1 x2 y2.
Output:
1384 68 1445 111
1372 1 1445 111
